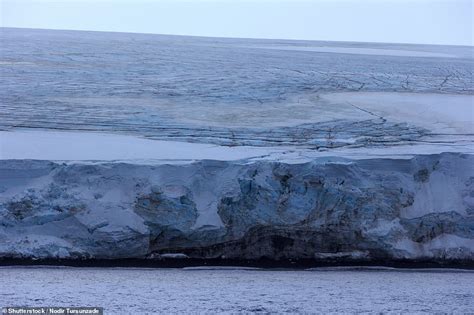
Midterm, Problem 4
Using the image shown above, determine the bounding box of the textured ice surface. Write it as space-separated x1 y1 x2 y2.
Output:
245 45 460 58
1 267 473 313
1 28 473 148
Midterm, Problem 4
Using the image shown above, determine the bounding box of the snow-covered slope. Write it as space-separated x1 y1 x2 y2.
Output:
1 153 472 261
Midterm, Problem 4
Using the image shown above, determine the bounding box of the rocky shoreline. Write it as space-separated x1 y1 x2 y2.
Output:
1 258 473 270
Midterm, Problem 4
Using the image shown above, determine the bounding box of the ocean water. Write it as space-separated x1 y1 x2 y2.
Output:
1 267 473 313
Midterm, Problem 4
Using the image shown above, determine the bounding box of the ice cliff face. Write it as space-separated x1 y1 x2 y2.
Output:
1 153 472 262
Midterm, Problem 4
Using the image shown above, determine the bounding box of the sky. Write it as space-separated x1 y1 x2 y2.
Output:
1 0 472 46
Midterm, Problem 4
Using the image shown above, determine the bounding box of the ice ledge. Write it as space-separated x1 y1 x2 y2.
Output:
1 129 473 163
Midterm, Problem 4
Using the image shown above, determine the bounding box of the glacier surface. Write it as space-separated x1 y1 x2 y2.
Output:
0 28 473 264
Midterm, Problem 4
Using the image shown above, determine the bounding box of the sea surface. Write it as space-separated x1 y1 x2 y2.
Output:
1 267 473 313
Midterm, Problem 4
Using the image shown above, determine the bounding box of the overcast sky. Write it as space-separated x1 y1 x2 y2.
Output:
1 0 472 45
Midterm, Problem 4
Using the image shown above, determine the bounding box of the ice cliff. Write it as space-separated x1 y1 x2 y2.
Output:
1 153 473 262
1 28 473 265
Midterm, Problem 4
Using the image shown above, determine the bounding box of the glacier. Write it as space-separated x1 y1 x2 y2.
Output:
0 28 473 266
